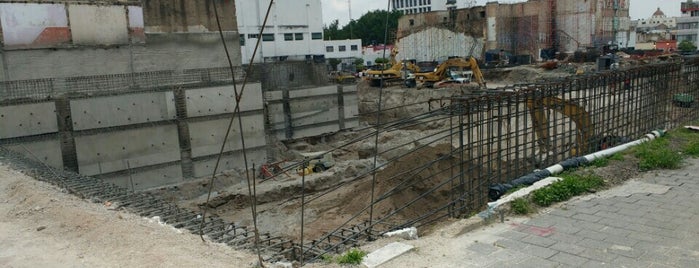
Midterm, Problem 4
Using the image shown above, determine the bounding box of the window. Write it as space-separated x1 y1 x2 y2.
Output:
428 0 431 4
239 34 245 46
262 33 274 41
326 46 334 52
248 34 259 39
284 33 293 41
339 45 346 52
351 45 358 51
295 33 304 40
312 32 322 40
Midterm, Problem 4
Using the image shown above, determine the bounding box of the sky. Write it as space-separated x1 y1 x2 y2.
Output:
321 0 686 27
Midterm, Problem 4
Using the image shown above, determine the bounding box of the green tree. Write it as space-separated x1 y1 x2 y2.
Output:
353 57 365 70
323 19 349 40
679 40 697 52
323 10 403 46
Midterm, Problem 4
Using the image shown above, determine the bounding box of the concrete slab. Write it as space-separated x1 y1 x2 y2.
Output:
361 242 414 268
0 102 58 139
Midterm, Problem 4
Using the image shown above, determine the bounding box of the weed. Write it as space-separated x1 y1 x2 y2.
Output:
336 248 367 265
320 254 334 263
531 174 604 207
590 157 609 167
609 153 624 161
634 138 682 170
684 141 699 157
510 198 531 214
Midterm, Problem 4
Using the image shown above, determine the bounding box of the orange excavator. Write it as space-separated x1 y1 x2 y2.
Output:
365 48 421 87
528 96 626 156
412 57 486 88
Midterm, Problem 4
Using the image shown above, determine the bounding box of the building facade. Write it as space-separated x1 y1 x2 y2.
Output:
236 0 325 64
677 1 699 50
395 0 631 62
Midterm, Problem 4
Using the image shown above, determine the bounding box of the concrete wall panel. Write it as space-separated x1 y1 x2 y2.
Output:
75 125 180 175
290 97 339 127
101 164 183 191
70 92 176 131
289 85 338 98
0 3 70 48
192 148 267 178
286 124 340 140
188 114 266 158
4 48 133 80
0 102 58 139
68 5 128 45
132 33 242 71
5 138 63 169
185 83 262 118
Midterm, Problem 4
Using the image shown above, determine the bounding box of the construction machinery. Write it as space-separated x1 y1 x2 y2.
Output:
412 57 486 88
296 151 335 176
528 96 626 156
365 48 421 87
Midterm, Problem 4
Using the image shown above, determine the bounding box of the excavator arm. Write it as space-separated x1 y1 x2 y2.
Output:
527 96 593 156
413 57 486 88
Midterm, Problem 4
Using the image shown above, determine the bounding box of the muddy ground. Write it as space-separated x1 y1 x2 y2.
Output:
146 65 580 246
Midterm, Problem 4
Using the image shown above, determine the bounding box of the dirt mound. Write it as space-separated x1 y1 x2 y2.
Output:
333 143 486 230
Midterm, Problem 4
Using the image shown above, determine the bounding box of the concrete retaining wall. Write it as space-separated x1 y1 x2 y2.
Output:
267 84 359 140
0 78 359 190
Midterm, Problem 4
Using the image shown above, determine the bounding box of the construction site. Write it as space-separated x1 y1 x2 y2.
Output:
1 0 699 266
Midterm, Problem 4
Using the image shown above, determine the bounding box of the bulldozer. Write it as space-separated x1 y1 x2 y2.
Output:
412 57 486 88
296 151 335 176
365 48 421 87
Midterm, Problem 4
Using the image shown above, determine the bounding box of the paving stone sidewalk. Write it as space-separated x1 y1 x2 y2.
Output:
382 158 699 268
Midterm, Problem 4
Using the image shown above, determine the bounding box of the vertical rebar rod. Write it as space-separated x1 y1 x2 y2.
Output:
300 160 306 265
367 0 393 238
126 160 135 193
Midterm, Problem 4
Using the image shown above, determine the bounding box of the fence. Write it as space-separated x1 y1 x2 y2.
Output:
292 59 699 261
1 59 698 263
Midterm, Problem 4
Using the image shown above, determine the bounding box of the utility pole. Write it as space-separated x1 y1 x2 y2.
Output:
348 0 353 39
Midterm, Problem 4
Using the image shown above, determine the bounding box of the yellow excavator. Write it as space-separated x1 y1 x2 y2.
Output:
412 57 486 88
365 48 421 87
528 96 626 156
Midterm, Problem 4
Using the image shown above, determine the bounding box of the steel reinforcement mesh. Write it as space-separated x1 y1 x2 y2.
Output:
294 60 699 261
1 60 699 263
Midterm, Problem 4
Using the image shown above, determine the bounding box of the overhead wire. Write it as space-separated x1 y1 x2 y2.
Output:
199 0 275 266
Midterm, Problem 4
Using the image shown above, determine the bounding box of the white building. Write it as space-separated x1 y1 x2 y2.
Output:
236 0 325 64
391 0 458 14
325 39 363 71
637 8 676 30
325 39 362 59
677 1 699 50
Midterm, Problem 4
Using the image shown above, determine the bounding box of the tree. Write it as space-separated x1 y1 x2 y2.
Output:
353 57 365 70
323 10 403 46
679 40 697 52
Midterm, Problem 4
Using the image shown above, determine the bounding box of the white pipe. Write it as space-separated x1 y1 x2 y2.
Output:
479 129 665 219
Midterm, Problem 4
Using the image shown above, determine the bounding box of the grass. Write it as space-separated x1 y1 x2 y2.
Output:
530 173 604 207
335 248 367 265
510 198 531 214
589 153 624 167
633 138 683 171
685 140 699 157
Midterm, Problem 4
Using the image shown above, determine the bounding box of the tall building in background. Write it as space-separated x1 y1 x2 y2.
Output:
677 0 699 50
392 0 463 14
236 0 325 64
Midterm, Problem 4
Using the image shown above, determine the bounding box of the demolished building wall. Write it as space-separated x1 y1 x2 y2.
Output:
396 0 630 62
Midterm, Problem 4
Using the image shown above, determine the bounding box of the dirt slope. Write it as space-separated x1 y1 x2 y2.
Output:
0 163 258 268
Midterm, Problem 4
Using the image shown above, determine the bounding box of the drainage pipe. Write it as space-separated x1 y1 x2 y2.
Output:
487 129 665 203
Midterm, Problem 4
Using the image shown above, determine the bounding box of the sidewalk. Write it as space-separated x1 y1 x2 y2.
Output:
379 158 699 267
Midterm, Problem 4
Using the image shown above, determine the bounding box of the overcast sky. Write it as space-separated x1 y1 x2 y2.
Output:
321 0 686 27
